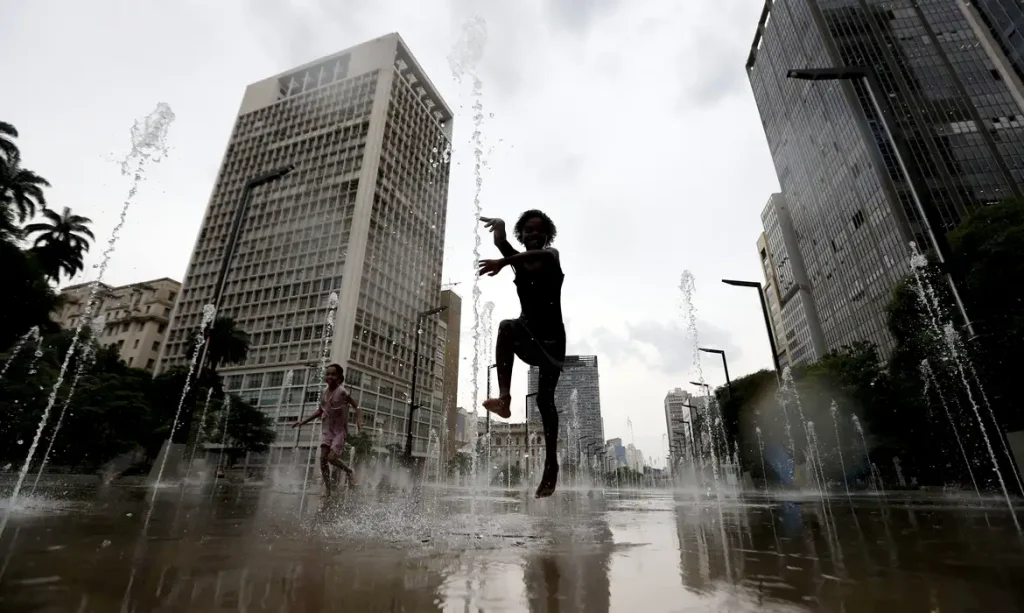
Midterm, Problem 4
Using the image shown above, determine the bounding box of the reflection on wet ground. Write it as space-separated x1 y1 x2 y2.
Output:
1 482 1022 611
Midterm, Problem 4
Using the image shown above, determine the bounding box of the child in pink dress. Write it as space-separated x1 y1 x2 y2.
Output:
293 363 362 497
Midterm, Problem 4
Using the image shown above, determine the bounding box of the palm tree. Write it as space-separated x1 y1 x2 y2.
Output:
194 316 250 371
0 151 50 227
24 207 95 282
0 121 19 163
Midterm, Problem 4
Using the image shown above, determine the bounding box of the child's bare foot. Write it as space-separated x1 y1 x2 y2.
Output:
483 395 512 419
535 464 559 499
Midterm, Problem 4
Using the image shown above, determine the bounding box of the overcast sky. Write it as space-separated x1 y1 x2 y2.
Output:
1 0 781 467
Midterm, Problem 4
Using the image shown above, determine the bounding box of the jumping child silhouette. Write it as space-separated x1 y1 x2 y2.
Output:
477 210 564 498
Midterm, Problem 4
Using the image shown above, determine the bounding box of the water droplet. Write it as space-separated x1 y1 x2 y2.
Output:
101 539 111 548
125 512 133 517
17 440 23 445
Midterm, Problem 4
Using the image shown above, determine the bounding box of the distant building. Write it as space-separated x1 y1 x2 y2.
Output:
758 193 827 368
604 437 626 472
664 388 693 470
455 407 469 452
757 230 789 369
527 355 604 459
478 420 544 475
625 444 645 472
53 278 181 372
440 290 462 460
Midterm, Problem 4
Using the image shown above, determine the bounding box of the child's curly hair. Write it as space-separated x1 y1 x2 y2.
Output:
513 209 557 246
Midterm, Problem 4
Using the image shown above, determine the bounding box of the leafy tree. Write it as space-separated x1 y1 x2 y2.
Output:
193 317 251 372
0 241 62 350
0 121 19 162
0 151 49 230
150 366 222 448
346 430 374 465
24 207 95 282
449 451 472 476
0 332 144 471
202 394 275 467
714 369 777 473
948 199 1024 431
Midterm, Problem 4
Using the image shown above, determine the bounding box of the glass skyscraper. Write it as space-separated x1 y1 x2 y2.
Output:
527 355 604 457
747 0 1024 354
158 34 454 465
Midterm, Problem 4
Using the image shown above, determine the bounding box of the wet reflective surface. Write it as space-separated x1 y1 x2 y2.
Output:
1 481 1023 612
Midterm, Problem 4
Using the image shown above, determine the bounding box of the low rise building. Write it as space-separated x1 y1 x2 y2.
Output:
53 278 181 371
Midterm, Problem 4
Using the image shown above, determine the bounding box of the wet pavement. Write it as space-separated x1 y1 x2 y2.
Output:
0 481 1022 612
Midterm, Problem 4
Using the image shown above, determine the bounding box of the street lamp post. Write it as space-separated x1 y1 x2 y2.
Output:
525 392 537 481
699 347 732 396
785 66 974 337
405 305 448 460
172 164 295 449
689 381 710 394
722 279 782 381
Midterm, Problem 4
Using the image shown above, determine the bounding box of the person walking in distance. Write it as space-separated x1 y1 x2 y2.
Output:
477 210 565 498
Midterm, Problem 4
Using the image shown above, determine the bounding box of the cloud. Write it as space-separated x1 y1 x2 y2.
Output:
572 318 742 378
674 1 758 109
544 0 620 32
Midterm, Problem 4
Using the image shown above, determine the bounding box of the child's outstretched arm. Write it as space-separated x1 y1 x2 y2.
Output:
481 216 519 259
292 408 322 428
479 248 559 276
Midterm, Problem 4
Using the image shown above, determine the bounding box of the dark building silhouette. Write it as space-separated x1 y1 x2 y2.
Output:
747 0 1024 354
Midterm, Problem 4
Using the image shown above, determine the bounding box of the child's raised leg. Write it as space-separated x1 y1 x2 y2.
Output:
483 319 516 418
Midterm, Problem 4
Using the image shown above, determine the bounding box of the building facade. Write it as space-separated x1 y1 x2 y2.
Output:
756 231 790 369
477 421 548 475
664 388 694 469
54 278 180 371
157 34 454 464
759 193 828 367
962 0 1024 108
747 0 1024 356
604 437 626 472
527 355 604 457
625 444 646 472
440 289 462 460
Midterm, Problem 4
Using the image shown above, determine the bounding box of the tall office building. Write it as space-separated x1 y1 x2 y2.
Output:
759 193 827 367
439 289 462 460
527 355 604 456
158 34 453 463
960 1 1024 106
747 0 1024 355
664 388 694 469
